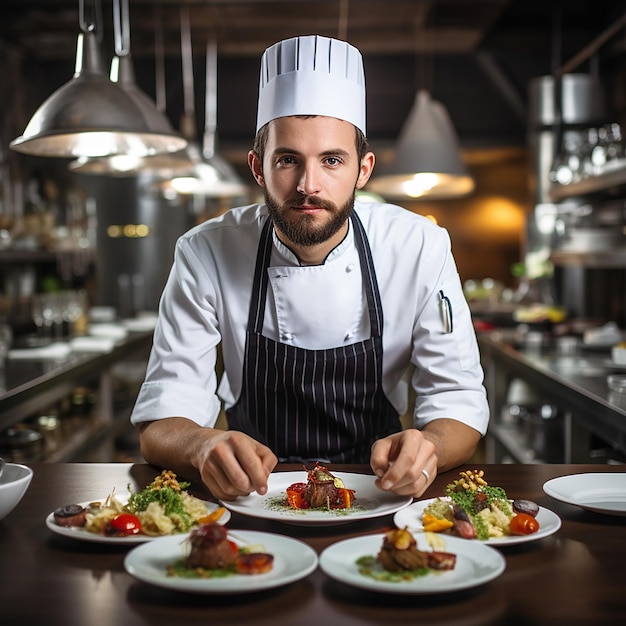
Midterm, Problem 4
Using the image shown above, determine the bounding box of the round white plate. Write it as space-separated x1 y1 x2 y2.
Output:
221 472 412 525
124 530 318 594
392 498 561 546
46 497 230 544
543 473 626 516
319 533 505 594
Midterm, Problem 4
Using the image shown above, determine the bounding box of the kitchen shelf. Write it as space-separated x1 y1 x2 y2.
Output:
550 247 626 268
549 161 626 202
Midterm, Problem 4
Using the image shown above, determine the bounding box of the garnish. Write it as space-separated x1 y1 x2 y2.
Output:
126 469 197 532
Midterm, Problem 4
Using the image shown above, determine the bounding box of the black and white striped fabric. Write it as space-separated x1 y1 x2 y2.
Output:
227 212 401 463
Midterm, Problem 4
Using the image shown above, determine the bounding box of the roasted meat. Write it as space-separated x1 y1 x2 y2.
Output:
290 463 354 509
305 467 338 508
185 523 237 570
377 528 456 573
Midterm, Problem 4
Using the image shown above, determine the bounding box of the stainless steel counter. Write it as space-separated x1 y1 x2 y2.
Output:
478 331 626 463
0 331 152 462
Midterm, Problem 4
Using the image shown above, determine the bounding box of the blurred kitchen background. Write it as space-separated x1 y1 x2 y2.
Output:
0 0 623 320
2 0 626 465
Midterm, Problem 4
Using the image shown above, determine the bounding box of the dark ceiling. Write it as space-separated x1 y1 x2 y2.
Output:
2 0 626 163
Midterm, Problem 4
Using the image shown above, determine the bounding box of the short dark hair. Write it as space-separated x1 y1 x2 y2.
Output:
252 117 370 166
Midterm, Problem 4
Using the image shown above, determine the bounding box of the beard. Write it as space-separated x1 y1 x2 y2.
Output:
264 189 355 247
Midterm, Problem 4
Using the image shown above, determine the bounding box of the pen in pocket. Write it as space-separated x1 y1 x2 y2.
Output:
439 290 453 333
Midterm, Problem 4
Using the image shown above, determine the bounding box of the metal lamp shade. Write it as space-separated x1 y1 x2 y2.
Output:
163 39 248 199
368 90 475 200
69 54 187 175
11 32 186 159
70 149 194 177
164 141 249 197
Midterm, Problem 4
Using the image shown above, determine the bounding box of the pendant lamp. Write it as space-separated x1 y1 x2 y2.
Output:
165 37 248 198
70 4 189 176
10 0 185 159
367 89 475 200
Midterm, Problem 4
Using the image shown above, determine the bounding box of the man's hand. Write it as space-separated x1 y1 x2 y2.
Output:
370 429 436 498
139 418 278 501
194 430 278 501
370 419 482 498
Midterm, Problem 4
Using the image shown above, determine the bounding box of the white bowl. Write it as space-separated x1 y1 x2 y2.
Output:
0 463 33 520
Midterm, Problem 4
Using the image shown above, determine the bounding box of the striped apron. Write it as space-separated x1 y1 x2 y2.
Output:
226 212 401 463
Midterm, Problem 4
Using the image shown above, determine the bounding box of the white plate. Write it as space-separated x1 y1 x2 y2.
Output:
319 533 505 594
221 472 412 525
393 498 561 546
46 498 230 545
543 473 626 516
124 530 318 594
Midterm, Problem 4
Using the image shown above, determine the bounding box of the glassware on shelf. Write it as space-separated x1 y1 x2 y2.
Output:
32 294 54 340
32 291 88 340
550 122 626 185
62 290 88 337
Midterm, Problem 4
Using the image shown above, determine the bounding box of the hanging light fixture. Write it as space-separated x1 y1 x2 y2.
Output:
70 2 188 176
367 90 475 199
164 27 248 198
159 7 247 198
10 0 185 159
367 3 474 200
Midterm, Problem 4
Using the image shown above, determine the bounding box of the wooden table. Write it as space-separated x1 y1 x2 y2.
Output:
1 463 625 625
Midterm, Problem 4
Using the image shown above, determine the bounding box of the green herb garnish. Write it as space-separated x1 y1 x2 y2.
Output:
125 471 195 531
356 556 431 582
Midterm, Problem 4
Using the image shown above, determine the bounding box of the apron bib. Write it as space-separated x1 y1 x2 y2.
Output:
226 212 400 463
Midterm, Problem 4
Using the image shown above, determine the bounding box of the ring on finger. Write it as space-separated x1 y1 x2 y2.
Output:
421 467 430 482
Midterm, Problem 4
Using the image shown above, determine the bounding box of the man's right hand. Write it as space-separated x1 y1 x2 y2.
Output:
138 418 278 501
193 429 278 500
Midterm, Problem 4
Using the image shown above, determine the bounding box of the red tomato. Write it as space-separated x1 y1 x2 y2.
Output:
105 513 142 536
509 513 540 535
286 482 309 509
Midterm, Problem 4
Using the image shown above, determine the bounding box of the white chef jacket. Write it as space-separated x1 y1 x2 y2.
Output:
130 200 489 435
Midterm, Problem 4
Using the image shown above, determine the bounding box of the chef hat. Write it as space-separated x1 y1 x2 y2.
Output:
256 35 366 134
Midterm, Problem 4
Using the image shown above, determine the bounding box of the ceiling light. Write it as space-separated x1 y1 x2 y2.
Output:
367 90 475 200
69 54 187 174
10 0 185 159
69 3 188 176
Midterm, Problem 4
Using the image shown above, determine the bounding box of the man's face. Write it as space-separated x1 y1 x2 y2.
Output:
252 116 374 251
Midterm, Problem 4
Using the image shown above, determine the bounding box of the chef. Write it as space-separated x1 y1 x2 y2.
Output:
131 35 489 500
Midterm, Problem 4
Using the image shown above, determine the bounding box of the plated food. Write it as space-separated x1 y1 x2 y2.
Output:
221 471 412 525
124 530 318 594
285 463 356 510
167 523 274 578
46 470 230 544
358 527 456 582
543 473 626 516
393 469 561 545
319 532 505 594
